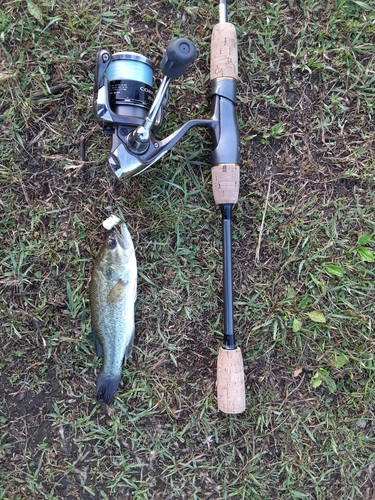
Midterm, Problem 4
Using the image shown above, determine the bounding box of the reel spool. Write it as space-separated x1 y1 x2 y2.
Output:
94 49 162 130
106 53 155 116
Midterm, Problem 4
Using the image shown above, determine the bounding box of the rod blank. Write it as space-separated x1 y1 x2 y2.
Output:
221 204 235 350
219 0 227 23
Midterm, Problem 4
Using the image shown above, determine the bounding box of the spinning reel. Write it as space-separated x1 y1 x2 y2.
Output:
93 37 239 179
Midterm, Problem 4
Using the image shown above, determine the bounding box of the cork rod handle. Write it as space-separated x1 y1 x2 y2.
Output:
217 347 246 414
212 164 240 205
210 22 238 81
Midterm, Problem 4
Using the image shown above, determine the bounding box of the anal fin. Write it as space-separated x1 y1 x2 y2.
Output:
92 329 103 359
124 328 135 360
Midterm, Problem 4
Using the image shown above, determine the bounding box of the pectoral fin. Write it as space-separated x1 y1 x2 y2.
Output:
107 279 128 304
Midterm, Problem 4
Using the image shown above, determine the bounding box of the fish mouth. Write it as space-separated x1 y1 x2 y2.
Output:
111 222 131 251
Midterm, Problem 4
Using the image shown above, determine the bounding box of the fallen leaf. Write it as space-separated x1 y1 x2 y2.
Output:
334 353 349 369
323 264 345 277
357 246 375 262
307 311 326 323
310 372 322 388
358 233 372 246
16 390 28 401
293 366 303 377
27 0 43 21
292 318 302 332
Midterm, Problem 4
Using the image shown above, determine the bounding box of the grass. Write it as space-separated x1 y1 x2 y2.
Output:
1 0 375 498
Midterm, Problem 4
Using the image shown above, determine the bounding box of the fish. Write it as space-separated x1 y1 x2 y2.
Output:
89 221 137 404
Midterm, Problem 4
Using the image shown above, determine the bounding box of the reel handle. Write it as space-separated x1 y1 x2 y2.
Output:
129 38 197 150
161 38 197 79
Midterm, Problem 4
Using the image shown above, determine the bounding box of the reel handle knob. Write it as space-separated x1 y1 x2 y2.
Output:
160 38 197 79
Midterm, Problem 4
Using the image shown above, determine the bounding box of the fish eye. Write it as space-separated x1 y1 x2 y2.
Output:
107 239 117 250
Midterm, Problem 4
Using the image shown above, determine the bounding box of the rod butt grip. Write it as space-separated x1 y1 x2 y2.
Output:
217 346 246 414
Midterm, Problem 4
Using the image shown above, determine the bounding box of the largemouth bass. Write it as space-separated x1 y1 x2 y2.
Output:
89 221 137 404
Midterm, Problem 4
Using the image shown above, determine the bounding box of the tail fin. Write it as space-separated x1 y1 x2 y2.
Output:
96 372 121 404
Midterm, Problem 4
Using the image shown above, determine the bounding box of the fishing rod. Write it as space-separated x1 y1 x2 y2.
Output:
210 0 246 414
93 0 245 413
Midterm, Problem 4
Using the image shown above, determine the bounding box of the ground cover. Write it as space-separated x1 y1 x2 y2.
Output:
1 0 375 498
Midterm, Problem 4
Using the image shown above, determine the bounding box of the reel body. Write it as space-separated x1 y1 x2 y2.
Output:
94 49 168 177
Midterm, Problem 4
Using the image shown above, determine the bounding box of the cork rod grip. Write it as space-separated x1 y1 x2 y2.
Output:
210 22 238 81
217 347 246 414
212 164 240 205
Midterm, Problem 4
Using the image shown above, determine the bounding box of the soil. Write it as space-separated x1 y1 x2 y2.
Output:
1 0 375 498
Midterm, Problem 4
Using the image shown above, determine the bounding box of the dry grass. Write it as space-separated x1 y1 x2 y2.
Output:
1 0 375 498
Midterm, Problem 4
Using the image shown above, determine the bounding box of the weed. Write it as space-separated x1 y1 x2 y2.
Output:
1 0 375 498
